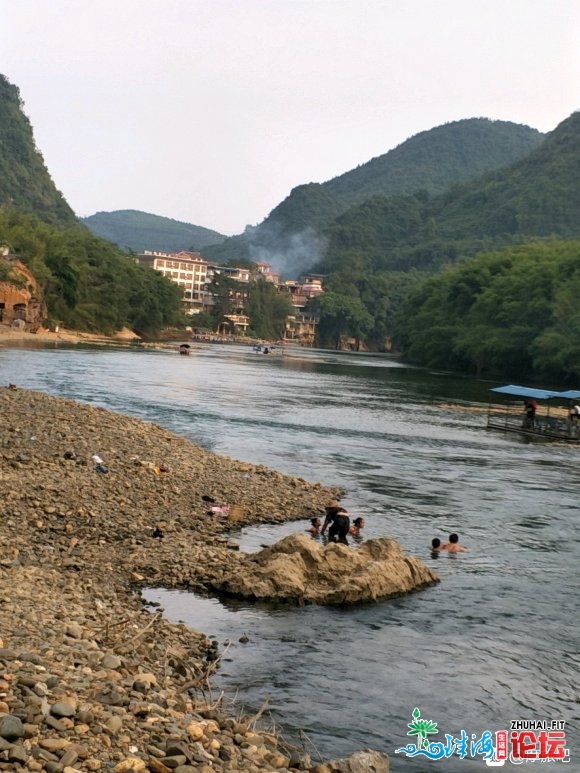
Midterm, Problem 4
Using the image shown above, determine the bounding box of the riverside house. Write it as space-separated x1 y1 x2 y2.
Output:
135 251 209 315
136 251 322 343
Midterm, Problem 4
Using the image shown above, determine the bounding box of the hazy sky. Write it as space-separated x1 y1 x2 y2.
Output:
2 0 579 235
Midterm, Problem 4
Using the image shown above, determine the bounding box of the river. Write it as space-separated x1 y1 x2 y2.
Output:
1 341 578 769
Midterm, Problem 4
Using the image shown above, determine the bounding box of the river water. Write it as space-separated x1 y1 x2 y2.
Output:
1 341 578 769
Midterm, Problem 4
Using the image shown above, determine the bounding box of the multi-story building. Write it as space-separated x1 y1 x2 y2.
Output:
135 251 323 342
255 262 280 285
202 264 250 334
279 275 324 346
135 251 209 315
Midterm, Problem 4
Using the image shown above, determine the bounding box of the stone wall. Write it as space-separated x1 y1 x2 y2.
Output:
0 257 45 326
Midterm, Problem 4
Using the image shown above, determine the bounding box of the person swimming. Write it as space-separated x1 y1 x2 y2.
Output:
430 537 441 552
307 516 322 536
349 517 365 537
440 533 469 552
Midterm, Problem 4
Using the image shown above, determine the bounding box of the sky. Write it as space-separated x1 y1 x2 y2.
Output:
2 0 579 236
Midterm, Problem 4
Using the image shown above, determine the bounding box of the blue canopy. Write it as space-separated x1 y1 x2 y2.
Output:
558 390 580 400
489 385 562 400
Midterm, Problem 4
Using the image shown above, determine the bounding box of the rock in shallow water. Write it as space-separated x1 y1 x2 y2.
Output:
211 533 439 604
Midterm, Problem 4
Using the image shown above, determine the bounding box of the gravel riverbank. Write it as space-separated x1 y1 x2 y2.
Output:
0 386 385 773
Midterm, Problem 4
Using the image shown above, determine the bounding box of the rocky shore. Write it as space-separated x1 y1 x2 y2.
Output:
0 323 140 347
0 386 391 772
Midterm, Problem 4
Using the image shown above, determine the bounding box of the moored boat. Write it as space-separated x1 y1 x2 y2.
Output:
486 384 580 442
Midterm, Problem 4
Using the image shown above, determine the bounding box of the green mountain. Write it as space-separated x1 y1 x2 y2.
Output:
203 118 544 271
321 111 580 274
81 209 227 253
308 110 580 379
0 74 77 226
325 118 543 205
0 73 184 337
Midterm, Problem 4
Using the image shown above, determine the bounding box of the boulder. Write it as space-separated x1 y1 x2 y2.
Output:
211 533 438 605
325 748 389 772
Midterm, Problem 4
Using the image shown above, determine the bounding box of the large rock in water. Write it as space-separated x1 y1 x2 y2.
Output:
212 533 438 604
325 748 390 772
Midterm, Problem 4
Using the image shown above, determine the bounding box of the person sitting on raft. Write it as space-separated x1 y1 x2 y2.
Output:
321 500 350 544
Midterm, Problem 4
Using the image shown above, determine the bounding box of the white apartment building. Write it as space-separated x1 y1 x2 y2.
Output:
135 251 209 314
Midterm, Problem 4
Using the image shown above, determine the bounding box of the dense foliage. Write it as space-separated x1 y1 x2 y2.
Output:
82 210 226 253
321 112 580 277
246 277 294 340
325 118 544 205
305 111 580 365
201 272 293 340
308 291 373 349
395 240 580 383
0 210 185 336
0 75 76 227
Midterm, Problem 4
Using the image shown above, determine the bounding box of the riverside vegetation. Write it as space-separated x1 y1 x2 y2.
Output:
0 386 395 773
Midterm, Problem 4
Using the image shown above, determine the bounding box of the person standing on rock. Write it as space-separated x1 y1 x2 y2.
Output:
321 500 350 544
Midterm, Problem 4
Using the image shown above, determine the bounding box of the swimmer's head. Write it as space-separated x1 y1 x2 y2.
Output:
449 533 459 544
432 537 441 549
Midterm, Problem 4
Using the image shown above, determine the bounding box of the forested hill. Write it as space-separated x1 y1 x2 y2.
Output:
203 118 544 270
82 210 227 253
0 73 185 337
320 111 580 274
0 74 77 226
324 118 544 206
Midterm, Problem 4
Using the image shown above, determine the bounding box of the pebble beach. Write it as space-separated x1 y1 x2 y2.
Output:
0 385 377 773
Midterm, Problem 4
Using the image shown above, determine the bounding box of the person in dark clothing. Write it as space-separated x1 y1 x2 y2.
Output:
321 500 350 544
523 399 537 429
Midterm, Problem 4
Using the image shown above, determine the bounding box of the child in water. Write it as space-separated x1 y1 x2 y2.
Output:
349 517 365 537
307 517 321 536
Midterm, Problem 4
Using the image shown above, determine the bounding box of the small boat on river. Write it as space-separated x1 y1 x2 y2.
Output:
486 384 580 442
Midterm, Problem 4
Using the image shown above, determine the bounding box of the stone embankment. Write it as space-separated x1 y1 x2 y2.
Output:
0 387 393 772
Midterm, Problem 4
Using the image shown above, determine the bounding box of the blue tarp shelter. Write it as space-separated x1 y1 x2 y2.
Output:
489 385 561 400
487 385 580 442
557 390 580 400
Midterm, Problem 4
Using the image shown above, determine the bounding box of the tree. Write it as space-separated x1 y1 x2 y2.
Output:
247 278 293 340
310 291 373 349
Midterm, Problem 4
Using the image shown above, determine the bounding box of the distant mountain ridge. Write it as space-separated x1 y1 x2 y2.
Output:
81 210 227 253
202 117 544 271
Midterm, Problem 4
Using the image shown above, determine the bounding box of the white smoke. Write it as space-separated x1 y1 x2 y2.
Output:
247 222 328 279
